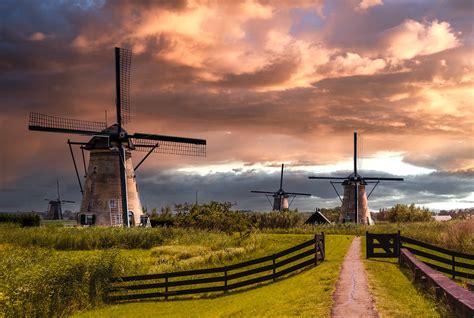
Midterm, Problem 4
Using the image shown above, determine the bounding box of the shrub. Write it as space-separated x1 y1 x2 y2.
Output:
379 204 433 223
0 213 40 227
149 202 305 232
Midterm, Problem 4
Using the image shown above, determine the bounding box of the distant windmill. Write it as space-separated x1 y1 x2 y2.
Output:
44 180 74 220
251 164 311 211
29 47 206 227
308 132 403 224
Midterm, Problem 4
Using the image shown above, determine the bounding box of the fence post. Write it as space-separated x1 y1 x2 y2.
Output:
272 254 276 282
224 266 228 293
314 234 318 265
165 275 169 300
366 231 369 259
322 232 325 261
398 230 402 265
452 255 455 280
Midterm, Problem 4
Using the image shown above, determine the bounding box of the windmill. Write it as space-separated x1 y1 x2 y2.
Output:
308 132 403 224
251 164 311 211
29 47 206 227
44 180 75 220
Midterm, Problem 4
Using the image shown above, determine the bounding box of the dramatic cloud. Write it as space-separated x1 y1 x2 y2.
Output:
357 0 383 11
0 0 472 212
383 19 461 61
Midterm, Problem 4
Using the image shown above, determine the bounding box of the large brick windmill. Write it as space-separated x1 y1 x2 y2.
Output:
308 132 403 224
29 47 206 227
251 164 311 211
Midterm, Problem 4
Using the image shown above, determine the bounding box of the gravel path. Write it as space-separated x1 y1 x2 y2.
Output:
331 237 379 318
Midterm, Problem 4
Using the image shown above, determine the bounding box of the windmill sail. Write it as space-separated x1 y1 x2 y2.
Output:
29 112 106 135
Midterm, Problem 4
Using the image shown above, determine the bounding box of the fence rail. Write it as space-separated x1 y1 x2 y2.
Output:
109 233 325 302
366 232 473 280
400 236 473 280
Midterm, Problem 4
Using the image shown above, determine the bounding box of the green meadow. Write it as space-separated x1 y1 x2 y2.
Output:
0 220 472 317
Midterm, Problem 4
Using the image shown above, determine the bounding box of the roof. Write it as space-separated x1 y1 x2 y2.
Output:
305 210 331 225
432 215 452 222
84 124 130 150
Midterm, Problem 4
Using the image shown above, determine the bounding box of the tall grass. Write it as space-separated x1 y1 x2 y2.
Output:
0 225 174 250
0 246 126 317
264 220 474 253
0 220 472 253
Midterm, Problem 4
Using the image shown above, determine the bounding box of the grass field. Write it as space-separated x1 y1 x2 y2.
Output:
361 237 444 318
1 221 471 317
77 235 353 318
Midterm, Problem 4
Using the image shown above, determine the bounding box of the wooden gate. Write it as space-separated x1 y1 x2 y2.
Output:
366 231 400 258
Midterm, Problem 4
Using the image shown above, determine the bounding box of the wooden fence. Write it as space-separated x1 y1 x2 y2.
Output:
366 231 400 258
400 236 473 280
366 232 473 280
109 233 325 302
400 249 474 318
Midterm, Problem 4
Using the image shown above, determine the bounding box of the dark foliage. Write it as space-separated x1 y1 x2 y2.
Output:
0 213 40 227
149 202 305 232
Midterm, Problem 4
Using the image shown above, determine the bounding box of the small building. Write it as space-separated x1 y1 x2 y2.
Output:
305 209 332 225
432 215 452 222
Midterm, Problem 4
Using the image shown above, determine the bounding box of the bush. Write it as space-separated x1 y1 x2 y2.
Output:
0 213 40 227
379 204 433 223
149 202 305 232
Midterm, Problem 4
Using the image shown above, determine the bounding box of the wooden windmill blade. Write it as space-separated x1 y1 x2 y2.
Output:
285 192 312 196
132 133 206 157
28 112 107 136
250 190 275 194
115 47 132 127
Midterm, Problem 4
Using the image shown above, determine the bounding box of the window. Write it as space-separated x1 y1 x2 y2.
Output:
109 199 117 209
80 214 95 226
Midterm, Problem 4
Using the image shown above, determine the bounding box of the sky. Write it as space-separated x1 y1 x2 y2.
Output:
0 0 472 213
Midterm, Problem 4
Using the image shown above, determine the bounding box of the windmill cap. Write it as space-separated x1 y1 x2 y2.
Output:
85 124 131 149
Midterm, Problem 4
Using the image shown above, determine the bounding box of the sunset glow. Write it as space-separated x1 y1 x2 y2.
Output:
1 0 472 212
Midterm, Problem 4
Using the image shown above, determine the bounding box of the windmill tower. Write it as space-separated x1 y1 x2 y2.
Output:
309 132 403 224
29 47 206 227
44 180 75 220
251 164 311 211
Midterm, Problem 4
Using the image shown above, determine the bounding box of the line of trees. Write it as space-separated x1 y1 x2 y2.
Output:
145 202 440 231
147 201 304 232
375 204 433 223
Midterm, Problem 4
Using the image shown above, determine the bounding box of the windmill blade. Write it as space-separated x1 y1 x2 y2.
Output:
280 164 284 189
115 47 132 125
251 190 275 194
308 176 348 180
29 112 106 136
62 200 75 203
363 177 404 181
132 133 206 157
284 192 311 196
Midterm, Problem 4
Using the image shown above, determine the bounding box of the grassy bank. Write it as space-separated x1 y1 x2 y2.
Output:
77 235 353 318
361 237 443 317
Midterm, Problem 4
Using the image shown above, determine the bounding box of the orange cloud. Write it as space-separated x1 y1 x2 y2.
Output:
383 19 461 61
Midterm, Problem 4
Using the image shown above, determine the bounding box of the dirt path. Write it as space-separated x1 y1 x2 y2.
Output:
331 236 379 318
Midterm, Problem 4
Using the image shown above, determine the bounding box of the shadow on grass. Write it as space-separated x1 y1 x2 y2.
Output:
398 261 453 317
365 258 397 264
